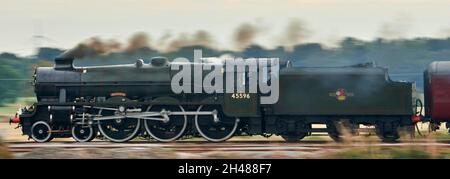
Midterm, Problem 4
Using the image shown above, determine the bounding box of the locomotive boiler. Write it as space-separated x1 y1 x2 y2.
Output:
12 53 421 143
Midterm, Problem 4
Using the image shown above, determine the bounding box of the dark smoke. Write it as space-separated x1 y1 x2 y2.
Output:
165 30 215 52
192 30 214 47
280 18 311 51
62 37 122 58
156 31 173 50
125 32 151 52
63 30 218 58
63 32 153 58
233 23 260 51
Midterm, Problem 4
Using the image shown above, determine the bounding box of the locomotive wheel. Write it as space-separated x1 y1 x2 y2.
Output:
97 108 141 143
144 105 188 142
31 121 54 143
194 105 239 142
72 124 97 142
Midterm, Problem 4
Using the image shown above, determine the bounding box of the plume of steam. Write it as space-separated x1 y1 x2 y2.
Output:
233 23 260 51
125 32 151 52
280 18 311 51
378 15 413 40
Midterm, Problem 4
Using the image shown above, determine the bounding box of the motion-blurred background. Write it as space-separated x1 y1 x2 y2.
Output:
0 1 449 159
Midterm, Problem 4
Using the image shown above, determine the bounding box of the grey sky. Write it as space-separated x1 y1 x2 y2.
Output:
1 0 450 55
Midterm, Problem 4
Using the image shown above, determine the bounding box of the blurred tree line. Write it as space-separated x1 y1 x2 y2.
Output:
0 37 449 105
0 50 54 106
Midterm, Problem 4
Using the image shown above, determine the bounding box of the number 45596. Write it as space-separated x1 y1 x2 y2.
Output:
231 93 250 99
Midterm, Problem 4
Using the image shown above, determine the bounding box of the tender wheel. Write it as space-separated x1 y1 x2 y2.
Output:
375 122 400 143
281 133 307 142
144 105 188 142
326 121 342 142
278 120 310 142
194 105 239 142
72 124 97 142
31 121 53 143
97 108 141 143
326 120 356 142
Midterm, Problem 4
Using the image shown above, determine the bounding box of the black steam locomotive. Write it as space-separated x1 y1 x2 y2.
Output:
12 53 421 143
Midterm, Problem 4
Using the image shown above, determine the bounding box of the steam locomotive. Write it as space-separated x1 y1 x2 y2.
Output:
11 52 449 143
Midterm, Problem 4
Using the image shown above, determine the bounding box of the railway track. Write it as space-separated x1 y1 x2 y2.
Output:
6 139 450 154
